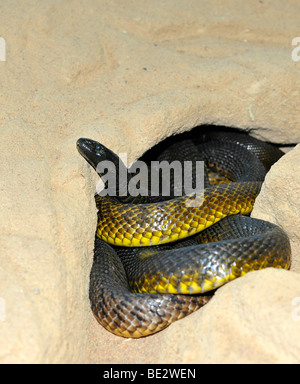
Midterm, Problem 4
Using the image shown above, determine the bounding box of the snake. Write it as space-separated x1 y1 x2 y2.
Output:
77 128 291 338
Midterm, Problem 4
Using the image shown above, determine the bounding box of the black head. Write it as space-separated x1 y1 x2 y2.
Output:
76 138 110 171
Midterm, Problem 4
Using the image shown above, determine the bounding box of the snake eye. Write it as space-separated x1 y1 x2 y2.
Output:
95 144 106 157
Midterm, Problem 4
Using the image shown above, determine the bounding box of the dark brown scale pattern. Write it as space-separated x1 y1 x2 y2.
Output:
116 216 291 295
90 238 212 338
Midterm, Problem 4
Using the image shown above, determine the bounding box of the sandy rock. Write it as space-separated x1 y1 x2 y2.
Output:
0 0 299 363
252 144 300 272
157 269 300 364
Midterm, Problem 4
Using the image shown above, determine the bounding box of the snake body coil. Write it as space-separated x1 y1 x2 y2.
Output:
77 128 291 338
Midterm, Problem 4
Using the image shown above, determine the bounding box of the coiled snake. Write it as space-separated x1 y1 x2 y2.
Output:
77 128 291 338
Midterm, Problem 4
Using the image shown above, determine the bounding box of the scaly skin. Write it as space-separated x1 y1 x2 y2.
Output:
96 181 261 247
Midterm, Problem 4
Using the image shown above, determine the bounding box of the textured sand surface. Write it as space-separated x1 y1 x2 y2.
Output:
0 0 299 363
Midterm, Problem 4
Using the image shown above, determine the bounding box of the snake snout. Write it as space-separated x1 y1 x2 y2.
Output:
77 138 108 170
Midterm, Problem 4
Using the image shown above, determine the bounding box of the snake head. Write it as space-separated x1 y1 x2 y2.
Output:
77 138 113 171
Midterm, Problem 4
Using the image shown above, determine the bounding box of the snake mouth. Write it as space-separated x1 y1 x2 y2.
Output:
77 138 108 170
